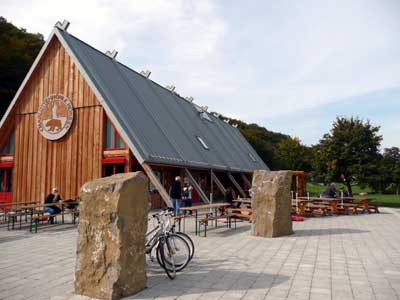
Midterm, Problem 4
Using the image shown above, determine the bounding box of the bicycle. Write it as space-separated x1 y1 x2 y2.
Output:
145 208 194 279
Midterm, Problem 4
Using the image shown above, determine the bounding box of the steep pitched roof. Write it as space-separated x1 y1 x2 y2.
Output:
1 26 269 173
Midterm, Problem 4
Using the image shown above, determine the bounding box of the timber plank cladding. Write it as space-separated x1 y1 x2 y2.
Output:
9 37 103 202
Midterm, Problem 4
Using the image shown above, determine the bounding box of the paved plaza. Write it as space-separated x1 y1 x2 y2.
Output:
1 208 400 300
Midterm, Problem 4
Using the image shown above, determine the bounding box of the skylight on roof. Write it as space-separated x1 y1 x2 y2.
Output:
248 152 257 162
196 136 209 150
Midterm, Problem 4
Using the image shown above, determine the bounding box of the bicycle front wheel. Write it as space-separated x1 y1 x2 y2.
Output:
157 236 176 279
157 234 191 274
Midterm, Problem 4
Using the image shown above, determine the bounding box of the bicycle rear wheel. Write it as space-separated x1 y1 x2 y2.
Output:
157 234 191 273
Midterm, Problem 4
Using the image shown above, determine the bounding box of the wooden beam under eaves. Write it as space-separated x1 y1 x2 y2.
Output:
227 172 247 198
142 163 173 207
211 170 226 195
241 173 252 187
185 168 210 203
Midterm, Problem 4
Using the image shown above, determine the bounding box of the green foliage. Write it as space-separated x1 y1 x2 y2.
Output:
307 182 371 196
0 17 44 119
369 194 400 208
314 116 382 195
276 137 312 171
308 183 400 207
218 116 290 170
367 147 400 194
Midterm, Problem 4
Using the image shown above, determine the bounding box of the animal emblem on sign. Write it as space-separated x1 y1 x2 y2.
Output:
37 94 74 140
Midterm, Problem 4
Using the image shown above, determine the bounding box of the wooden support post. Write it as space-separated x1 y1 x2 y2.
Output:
142 163 173 207
210 170 213 204
211 170 226 194
185 168 210 203
241 173 252 187
227 172 247 198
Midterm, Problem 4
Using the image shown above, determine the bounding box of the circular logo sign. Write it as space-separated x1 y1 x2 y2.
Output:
37 94 74 140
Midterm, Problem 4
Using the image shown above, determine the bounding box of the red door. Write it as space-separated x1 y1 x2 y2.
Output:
0 163 13 209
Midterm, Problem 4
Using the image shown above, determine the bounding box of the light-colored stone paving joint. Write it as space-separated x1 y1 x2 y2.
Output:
1 208 400 300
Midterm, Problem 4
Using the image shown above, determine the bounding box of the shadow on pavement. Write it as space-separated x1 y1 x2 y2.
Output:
0 234 35 244
294 228 369 236
128 258 289 299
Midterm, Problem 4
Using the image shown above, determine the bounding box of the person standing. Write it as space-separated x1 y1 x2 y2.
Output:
44 187 62 223
170 176 182 215
183 183 193 215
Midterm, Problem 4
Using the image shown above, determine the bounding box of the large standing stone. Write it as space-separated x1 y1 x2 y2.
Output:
75 172 149 300
251 170 293 238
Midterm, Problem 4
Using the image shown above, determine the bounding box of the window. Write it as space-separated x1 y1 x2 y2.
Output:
1 132 14 155
0 168 12 192
105 118 125 149
196 136 209 150
102 156 126 177
103 163 125 177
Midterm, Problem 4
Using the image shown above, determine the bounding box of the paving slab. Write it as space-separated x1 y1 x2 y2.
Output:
0 208 400 300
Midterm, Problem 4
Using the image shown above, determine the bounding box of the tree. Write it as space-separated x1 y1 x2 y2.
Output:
317 117 382 195
383 147 400 194
217 115 290 170
0 17 44 119
276 137 312 171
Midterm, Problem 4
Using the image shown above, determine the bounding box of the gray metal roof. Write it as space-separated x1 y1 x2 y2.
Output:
59 30 268 173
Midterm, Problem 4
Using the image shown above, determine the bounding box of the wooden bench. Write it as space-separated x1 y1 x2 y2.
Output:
341 203 359 214
6 211 24 230
303 204 329 216
172 214 188 232
355 200 380 214
198 213 230 237
226 208 252 225
29 213 60 233
367 203 380 213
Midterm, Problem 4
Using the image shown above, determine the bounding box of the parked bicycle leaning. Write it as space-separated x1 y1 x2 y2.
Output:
145 208 195 279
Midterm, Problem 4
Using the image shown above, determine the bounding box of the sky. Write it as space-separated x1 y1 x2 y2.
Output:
1 0 399 149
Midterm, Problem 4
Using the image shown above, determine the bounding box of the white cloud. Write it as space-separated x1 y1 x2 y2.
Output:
1 0 399 146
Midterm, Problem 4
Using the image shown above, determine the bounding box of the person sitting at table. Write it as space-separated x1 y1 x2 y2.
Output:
324 183 337 198
44 187 62 223
339 186 349 197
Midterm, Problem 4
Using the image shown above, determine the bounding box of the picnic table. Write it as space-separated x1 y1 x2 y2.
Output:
233 199 252 205
180 202 230 235
6 201 80 231
295 196 377 215
0 201 37 212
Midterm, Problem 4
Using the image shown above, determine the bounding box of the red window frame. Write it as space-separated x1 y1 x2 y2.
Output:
101 157 126 176
104 117 126 150
0 162 13 193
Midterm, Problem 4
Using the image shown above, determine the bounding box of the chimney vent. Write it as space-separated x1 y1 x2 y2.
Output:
55 20 70 31
166 85 176 92
140 70 151 78
105 49 118 59
184 96 194 103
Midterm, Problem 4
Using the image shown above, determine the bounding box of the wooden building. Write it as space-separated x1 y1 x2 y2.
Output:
0 21 268 207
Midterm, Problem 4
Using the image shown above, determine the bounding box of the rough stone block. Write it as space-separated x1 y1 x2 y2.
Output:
251 170 293 238
75 172 149 300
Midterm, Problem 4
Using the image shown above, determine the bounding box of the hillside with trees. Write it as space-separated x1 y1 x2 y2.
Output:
0 17 44 118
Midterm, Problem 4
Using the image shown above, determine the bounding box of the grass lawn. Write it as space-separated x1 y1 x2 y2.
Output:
307 182 400 208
